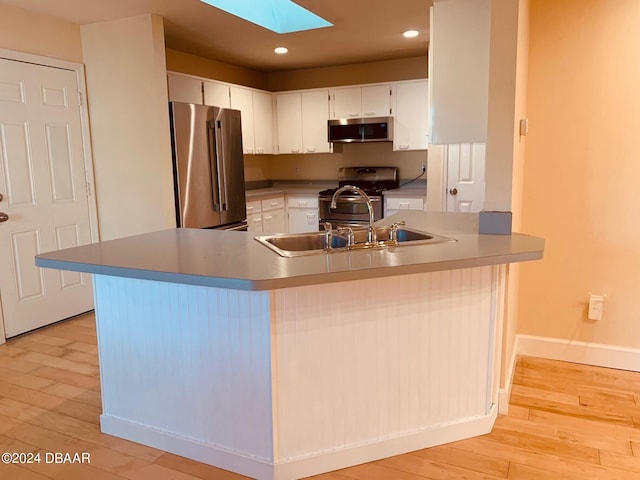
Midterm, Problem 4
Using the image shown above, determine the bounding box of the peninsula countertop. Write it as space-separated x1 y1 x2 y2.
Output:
35 212 544 291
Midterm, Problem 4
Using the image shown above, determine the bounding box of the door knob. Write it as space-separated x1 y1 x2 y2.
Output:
449 187 458 195
0 212 8 222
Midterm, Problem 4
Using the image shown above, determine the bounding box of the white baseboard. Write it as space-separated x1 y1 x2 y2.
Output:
517 334 640 372
498 335 520 415
101 406 498 480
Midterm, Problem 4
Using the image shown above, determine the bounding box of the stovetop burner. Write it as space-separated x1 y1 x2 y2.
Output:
318 166 399 197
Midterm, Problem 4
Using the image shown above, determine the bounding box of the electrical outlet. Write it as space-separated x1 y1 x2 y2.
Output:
588 293 605 321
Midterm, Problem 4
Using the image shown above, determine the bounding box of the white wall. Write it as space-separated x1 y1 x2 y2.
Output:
81 14 175 240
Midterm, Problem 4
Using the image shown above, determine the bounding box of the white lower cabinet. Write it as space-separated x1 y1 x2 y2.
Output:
246 196 286 233
384 196 425 217
287 196 319 233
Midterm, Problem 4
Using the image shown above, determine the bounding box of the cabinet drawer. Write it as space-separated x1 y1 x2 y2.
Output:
261 196 285 211
385 197 424 211
246 199 262 215
286 196 319 208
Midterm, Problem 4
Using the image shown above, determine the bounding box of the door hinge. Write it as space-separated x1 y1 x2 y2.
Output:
77 91 83 106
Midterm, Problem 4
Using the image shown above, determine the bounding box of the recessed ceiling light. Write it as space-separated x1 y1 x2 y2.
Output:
403 30 419 38
274 47 288 55
200 0 333 34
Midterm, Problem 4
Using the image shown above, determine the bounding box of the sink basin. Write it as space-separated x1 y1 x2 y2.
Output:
255 225 456 257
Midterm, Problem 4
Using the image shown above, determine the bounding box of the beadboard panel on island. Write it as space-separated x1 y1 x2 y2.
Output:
92 265 504 480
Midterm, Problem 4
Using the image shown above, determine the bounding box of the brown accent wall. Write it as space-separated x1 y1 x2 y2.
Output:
165 48 268 90
267 56 428 92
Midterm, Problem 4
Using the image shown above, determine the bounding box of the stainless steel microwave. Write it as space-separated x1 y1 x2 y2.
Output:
328 116 394 143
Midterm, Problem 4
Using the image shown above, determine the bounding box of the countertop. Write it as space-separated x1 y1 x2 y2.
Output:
245 182 426 199
35 212 544 291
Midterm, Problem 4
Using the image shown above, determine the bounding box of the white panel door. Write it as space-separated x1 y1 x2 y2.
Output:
446 143 486 212
0 58 94 338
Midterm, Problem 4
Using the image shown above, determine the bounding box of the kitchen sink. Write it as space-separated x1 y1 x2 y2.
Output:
254 225 456 257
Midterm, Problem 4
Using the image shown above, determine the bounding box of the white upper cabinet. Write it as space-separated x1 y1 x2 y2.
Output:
230 86 255 154
167 73 202 104
361 85 392 117
393 80 429 151
252 91 274 155
301 90 331 154
276 92 303 154
276 90 331 154
203 80 230 107
230 86 274 155
329 84 391 119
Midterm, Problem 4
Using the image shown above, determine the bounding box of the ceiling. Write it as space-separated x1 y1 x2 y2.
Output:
0 0 429 72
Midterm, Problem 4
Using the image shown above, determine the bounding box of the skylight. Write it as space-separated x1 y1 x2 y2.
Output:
200 0 333 34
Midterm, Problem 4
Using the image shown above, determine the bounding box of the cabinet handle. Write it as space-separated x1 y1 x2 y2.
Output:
264 215 272 221
247 148 254 154
364 111 376 116
291 148 301 153
399 202 410 209
348 113 359 117
306 213 316 221
256 148 264 154
398 144 410 150
306 147 316 153
247 206 255 212
298 201 308 207
270 202 279 207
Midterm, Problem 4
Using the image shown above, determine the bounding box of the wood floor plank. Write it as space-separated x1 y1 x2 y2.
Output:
507 462 598 480
0 380 101 424
26 365 100 392
40 382 102 409
153 453 250 479
0 463 53 480
376 453 505 479
410 444 510 478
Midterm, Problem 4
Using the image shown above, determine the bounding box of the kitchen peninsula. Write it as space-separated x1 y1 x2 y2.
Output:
35 212 544 480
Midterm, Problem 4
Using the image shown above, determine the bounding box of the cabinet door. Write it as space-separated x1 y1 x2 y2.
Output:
393 80 429 151
330 87 361 119
167 73 202 104
203 81 230 107
230 86 255 154
262 208 286 233
247 213 263 232
301 90 331 153
276 93 303 154
252 91 274 154
288 208 319 233
362 84 391 117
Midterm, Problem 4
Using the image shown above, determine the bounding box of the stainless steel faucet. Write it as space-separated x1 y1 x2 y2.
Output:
330 185 377 244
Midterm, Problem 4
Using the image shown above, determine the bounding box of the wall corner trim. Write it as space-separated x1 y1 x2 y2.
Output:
516 334 640 373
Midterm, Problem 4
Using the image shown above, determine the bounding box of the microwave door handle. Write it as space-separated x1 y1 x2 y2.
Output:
214 119 228 211
207 120 222 211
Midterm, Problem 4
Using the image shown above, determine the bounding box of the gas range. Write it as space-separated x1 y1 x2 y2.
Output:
318 167 399 229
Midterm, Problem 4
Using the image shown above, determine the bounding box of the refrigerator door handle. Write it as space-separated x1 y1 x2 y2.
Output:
214 119 228 211
207 120 223 211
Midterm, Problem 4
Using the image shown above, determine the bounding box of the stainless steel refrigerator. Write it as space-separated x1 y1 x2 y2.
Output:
169 101 247 230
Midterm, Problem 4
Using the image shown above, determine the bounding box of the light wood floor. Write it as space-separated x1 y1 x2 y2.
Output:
1 312 640 479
